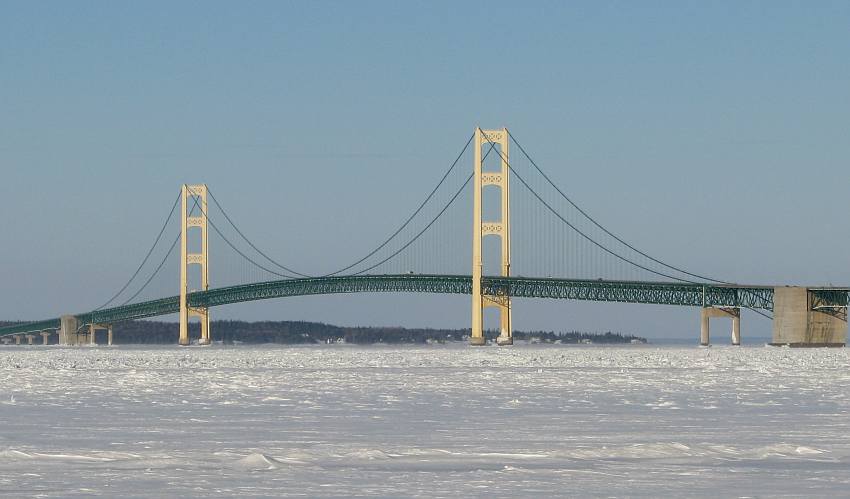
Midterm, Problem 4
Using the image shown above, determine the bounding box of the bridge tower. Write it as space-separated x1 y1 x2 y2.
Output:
179 184 211 346
471 128 513 346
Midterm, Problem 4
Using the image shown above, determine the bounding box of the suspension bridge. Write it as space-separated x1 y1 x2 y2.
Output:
1 128 846 347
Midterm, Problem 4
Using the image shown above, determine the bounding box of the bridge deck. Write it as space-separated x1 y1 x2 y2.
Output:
0 274 793 337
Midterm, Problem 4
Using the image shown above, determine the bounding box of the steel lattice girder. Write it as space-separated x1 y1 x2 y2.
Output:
194 274 474 308
82 296 180 326
485 277 775 310
0 318 61 336
0 274 793 337
810 289 850 310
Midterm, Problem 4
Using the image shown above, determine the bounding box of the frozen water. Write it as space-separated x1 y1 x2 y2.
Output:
1 343 849 497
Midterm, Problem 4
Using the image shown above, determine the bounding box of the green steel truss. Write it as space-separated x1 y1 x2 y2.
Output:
0 318 61 337
0 274 789 337
810 289 850 309
484 277 775 310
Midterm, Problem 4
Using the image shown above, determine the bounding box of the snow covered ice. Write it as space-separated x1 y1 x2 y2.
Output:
1 344 849 497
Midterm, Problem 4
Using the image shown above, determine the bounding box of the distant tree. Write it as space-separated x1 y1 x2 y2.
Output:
2 319 644 345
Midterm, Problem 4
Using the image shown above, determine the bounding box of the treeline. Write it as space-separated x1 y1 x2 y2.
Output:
103 320 645 345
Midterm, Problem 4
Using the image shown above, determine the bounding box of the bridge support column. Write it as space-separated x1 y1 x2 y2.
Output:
471 128 512 346
772 287 847 346
14 335 22 345
700 310 709 346
179 184 211 346
41 332 50 345
83 324 112 347
700 307 740 346
732 314 741 346
25 335 35 345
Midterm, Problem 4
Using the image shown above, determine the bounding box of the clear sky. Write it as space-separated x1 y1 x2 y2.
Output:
2 1 849 339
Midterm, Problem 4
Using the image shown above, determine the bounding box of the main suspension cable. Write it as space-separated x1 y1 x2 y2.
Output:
189 191 301 279
353 172 474 276
95 191 181 310
207 187 312 278
496 134 773 319
119 232 180 306
201 133 475 278
348 136 501 275
325 133 474 276
478 132 695 282
508 130 728 284
114 194 201 307
509 161 696 282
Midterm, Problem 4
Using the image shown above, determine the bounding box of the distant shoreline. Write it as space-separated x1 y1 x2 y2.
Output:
1 320 646 345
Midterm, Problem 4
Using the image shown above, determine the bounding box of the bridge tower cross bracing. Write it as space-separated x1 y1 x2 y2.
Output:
471 127 513 346
179 184 211 346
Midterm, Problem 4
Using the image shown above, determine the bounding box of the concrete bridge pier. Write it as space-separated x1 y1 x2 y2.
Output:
772 287 847 346
700 307 741 346
59 315 81 345
79 324 113 346
25 335 35 345
14 335 22 345
41 332 50 345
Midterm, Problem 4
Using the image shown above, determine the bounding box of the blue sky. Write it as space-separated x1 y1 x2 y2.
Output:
2 1 849 339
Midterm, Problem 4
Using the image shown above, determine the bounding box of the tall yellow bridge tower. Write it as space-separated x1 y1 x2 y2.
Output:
179 184 211 346
471 128 513 346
